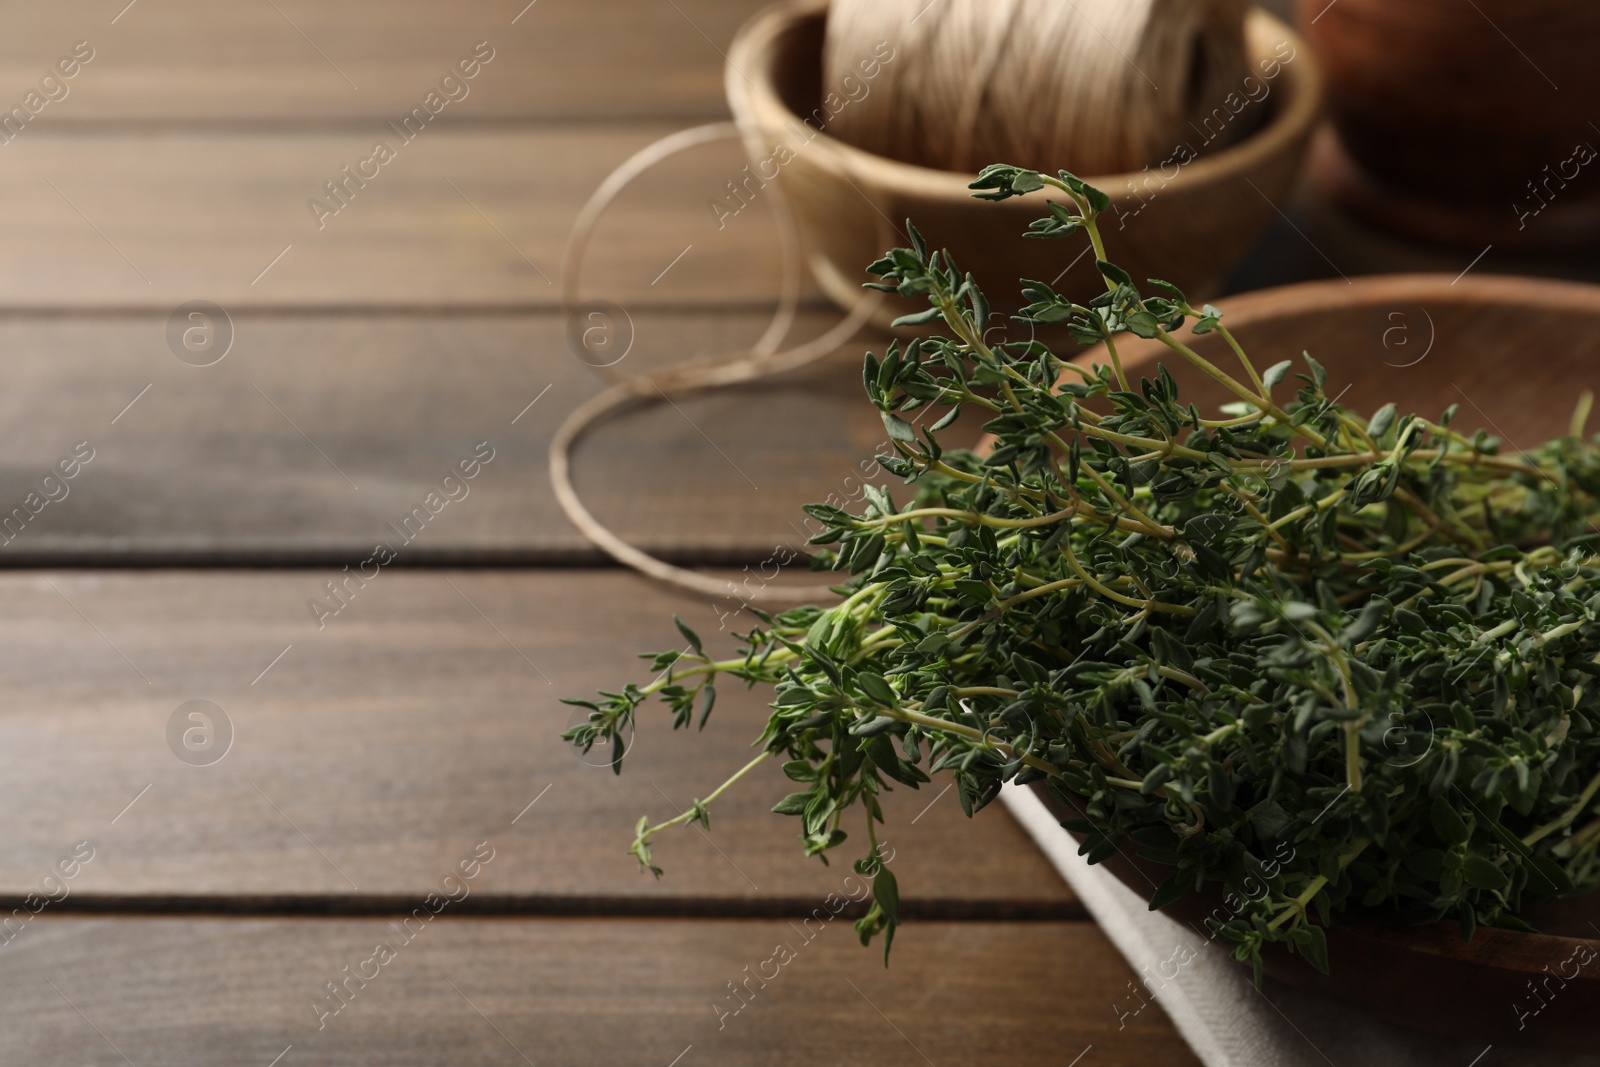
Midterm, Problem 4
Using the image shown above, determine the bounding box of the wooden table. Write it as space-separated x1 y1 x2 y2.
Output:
1 2 1588 1063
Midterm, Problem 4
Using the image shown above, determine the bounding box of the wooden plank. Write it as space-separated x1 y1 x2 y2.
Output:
2 918 1197 1065
0 127 812 309
0 0 763 124
0 0 1298 131
0 570 1072 909
0 310 948 564
23 125 1596 317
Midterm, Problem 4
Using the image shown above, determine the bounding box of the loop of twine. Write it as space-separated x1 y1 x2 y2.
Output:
553 122 887 606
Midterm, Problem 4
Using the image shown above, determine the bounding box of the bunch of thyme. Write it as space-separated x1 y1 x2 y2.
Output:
564 164 1600 978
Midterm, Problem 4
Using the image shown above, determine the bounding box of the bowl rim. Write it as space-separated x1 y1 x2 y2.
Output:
725 0 1325 201
1106 271 1600 375
967 271 1600 451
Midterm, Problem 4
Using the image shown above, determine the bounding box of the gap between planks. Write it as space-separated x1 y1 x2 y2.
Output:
12 893 1085 922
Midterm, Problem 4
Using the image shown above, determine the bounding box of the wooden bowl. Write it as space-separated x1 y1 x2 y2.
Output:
725 0 1323 330
1021 274 1600 1051
1300 0 1600 249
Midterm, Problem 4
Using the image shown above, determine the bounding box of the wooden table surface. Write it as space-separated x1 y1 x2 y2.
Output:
1 2 1589 1064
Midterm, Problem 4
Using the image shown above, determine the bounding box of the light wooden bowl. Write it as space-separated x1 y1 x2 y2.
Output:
725 0 1323 331
1025 273 1600 1051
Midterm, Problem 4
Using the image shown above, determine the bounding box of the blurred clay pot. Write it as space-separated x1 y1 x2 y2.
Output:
1300 0 1600 249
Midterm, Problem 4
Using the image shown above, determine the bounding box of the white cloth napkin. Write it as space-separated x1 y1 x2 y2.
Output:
1000 782 1598 1067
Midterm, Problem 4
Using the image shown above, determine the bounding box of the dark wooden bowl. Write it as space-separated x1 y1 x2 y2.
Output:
1300 0 1600 249
1019 274 1600 1050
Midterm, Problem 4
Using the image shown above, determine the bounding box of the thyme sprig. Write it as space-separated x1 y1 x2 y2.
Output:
564 164 1600 978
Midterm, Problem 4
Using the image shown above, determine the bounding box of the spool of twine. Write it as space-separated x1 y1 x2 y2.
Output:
824 0 1255 176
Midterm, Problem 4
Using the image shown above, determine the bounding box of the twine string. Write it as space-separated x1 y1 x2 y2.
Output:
824 0 1254 176
553 122 886 605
